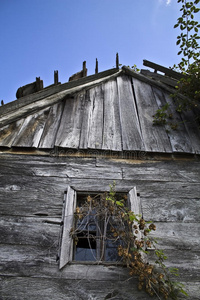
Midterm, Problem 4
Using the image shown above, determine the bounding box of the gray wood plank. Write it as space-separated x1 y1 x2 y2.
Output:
79 90 92 149
102 79 122 151
0 248 199 299
179 108 200 154
55 93 85 148
12 108 50 148
164 91 194 153
0 276 161 300
0 216 60 247
149 222 200 251
132 78 172 152
59 186 76 269
0 119 24 147
117 75 144 151
153 87 194 153
0 155 122 180
128 187 141 215
120 160 200 182
87 85 104 149
39 101 64 148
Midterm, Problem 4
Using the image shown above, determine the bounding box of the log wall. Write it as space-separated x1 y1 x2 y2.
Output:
0 153 199 299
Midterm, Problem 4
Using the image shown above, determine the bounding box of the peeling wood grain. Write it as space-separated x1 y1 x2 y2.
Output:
0 119 24 147
117 75 145 151
149 222 200 250
55 94 85 148
87 85 104 149
0 216 60 247
0 276 163 300
39 101 64 148
102 79 122 151
12 108 50 148
153 87 194 153
179 107 200 154
132 78 172 152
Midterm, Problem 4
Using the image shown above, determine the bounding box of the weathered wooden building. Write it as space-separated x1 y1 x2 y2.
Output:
0 59 200 299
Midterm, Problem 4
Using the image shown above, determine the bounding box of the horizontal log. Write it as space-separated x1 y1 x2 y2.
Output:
0 216 60 247
0 276 161 300
0 245 199 299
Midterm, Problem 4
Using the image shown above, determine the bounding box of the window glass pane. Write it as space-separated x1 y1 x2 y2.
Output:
74 232 96 261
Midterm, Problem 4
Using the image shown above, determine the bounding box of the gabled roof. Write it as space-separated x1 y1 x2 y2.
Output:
0 61 200 154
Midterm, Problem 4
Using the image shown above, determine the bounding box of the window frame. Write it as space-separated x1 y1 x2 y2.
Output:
59 186 141 269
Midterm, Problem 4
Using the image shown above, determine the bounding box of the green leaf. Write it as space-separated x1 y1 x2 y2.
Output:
116 201 124 207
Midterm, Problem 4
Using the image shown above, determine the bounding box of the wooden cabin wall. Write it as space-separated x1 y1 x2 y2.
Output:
0 153 199 300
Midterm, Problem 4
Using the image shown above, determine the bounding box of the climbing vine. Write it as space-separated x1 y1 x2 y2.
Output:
72 183 188 300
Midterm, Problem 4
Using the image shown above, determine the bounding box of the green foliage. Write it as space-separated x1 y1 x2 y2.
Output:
174 0 200 70
153 0 200 127
173 0 200 113
153 103 171 125
72 184 188 299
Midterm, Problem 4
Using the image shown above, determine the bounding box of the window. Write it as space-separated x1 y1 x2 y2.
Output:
59 186 141 269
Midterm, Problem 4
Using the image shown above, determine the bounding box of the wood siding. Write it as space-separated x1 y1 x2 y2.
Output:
0 153 199 299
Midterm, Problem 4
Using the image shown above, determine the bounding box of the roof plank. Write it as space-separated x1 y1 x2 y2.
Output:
132 78 172 152
153 87 194 153
117 75 144 151
87 85 104 149
12 108 50 148
55 93 85 149
0 119 24 148
79 90 92 149
180 109 200 154
102 79 122 151
39 101 64 149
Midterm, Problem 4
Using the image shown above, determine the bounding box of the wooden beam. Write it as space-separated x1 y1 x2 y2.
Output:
82 61 87 77
140 69 177 87
116 53 119 69
54 71 59 85
143 60 185 80
95 58 98 74
36 77 43 91
122 66 190 102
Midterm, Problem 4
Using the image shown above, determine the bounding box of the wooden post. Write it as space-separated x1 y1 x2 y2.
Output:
116 53 119 69
95 58 98 74
36 77 43 91
54 70 59 85
82 61 87 77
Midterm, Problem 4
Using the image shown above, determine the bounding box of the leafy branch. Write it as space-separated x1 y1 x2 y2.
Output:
72 183 188 299
153 0 200 127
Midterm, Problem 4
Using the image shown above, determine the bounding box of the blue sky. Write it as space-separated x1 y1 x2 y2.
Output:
0 0 186 104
